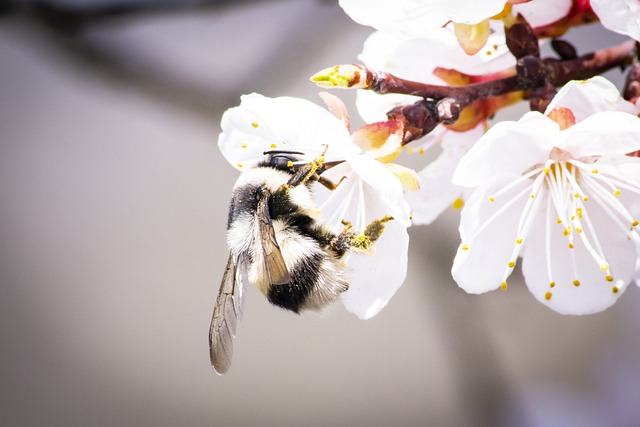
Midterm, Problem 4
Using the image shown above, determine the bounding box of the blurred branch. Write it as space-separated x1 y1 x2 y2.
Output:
1 0 275 34
0 0 342 122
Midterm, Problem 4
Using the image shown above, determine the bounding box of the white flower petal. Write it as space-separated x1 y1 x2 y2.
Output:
218 93 360 169
452 178 529 293
346 154 412 226
339 0 507 35
561 111 640 158
545 77 639 122
355 90 420 124
591 0 640 41
312 161 410 319
406 126 483 225
341 221 409 319
522 192 636 315
453 112 557 187
512 0 572 27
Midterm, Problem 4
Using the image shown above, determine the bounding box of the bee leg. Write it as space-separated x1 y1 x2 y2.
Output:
317 175 347 191
281 147 329 191
329 216 393 257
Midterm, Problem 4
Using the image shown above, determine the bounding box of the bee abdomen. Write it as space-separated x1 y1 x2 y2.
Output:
267 253 348 313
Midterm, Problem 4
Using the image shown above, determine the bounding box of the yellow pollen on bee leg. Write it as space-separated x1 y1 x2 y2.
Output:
544 291 552 300
287 161 293 168
573 279 581 287
451 198 464 209
251 122 259 128
500 281 508 290
605 275 614 282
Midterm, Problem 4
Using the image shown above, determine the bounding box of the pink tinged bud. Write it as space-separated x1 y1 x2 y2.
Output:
351 120 404 161
310 64 372 89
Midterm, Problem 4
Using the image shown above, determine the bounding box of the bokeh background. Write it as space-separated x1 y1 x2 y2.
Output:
1 1 639 426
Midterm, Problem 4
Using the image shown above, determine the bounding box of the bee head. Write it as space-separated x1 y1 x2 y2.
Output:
262 150 304 172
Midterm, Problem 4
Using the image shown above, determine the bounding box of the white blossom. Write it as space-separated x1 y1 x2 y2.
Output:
451 77 640 314
591 0 640 41
219 93 412 319
339 0 572 37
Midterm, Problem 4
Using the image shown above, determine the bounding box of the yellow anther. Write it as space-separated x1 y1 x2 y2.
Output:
543 167 549 174
489 196 495 202
583 195 589 201
568 243 574 249
612 286 619 293
530 194 536 199
544 291 552 300
576 227 583 233
515 238 523 244
573 279 580 287
605 275 614 282
549 281 556 288
591 169 598 174
574 193 579 198
500 281 508 290
241 143 248 149
251 122 259 128
419 147 425 155
632 220 639 227
237 163 243 168
451 198 464 209
270 143 277 148
508 261 515 268
556 218 562 224
461 244 469 251
613 189 621 196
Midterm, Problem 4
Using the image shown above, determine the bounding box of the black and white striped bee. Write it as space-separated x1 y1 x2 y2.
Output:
209 150 391 374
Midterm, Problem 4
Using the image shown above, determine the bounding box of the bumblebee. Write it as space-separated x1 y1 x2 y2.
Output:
209 150 391 374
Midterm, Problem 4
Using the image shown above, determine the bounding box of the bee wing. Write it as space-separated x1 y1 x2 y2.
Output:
209 252 247 375
256 186 291 285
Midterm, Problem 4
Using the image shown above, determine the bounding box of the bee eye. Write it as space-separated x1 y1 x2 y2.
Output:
268 154 297 170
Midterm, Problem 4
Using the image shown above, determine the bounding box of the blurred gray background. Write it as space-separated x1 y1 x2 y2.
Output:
1 1 639 426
